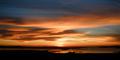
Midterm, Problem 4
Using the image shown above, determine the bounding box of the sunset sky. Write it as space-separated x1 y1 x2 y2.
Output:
0 0 120 47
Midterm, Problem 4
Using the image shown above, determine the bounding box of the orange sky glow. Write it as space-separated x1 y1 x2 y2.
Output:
0 15 120 47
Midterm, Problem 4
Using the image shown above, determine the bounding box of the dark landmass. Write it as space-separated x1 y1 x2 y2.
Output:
0 46 119 59
0 50 119 60
0 46 120 49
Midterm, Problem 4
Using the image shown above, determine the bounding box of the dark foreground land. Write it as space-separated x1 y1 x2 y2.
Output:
0 46 120 59
0 50 119 60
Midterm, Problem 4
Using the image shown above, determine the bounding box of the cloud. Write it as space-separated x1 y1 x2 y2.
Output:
0 25 86 41
0 24 119 47
0 40 23 46
0 24 56 41
0 16 120 42
1 0 120 17
0 15 120 30
0 35 120 47
0 0 120 47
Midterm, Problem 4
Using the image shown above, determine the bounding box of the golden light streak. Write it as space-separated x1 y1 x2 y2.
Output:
0 36 120 47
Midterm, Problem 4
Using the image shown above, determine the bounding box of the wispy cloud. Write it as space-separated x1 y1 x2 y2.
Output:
0 0 120 47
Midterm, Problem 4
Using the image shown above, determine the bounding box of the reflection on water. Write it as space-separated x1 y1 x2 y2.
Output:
0 47 120 54
48 48 120 54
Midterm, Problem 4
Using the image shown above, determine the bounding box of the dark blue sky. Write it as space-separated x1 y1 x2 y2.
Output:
0 0 120 17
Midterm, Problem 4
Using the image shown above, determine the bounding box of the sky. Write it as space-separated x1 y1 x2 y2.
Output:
0 0 120 47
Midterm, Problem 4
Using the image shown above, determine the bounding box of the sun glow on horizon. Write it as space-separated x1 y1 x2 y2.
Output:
52 36 118 47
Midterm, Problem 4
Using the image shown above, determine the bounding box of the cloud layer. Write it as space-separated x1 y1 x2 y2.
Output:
0 0 120 47
0 16 120 47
